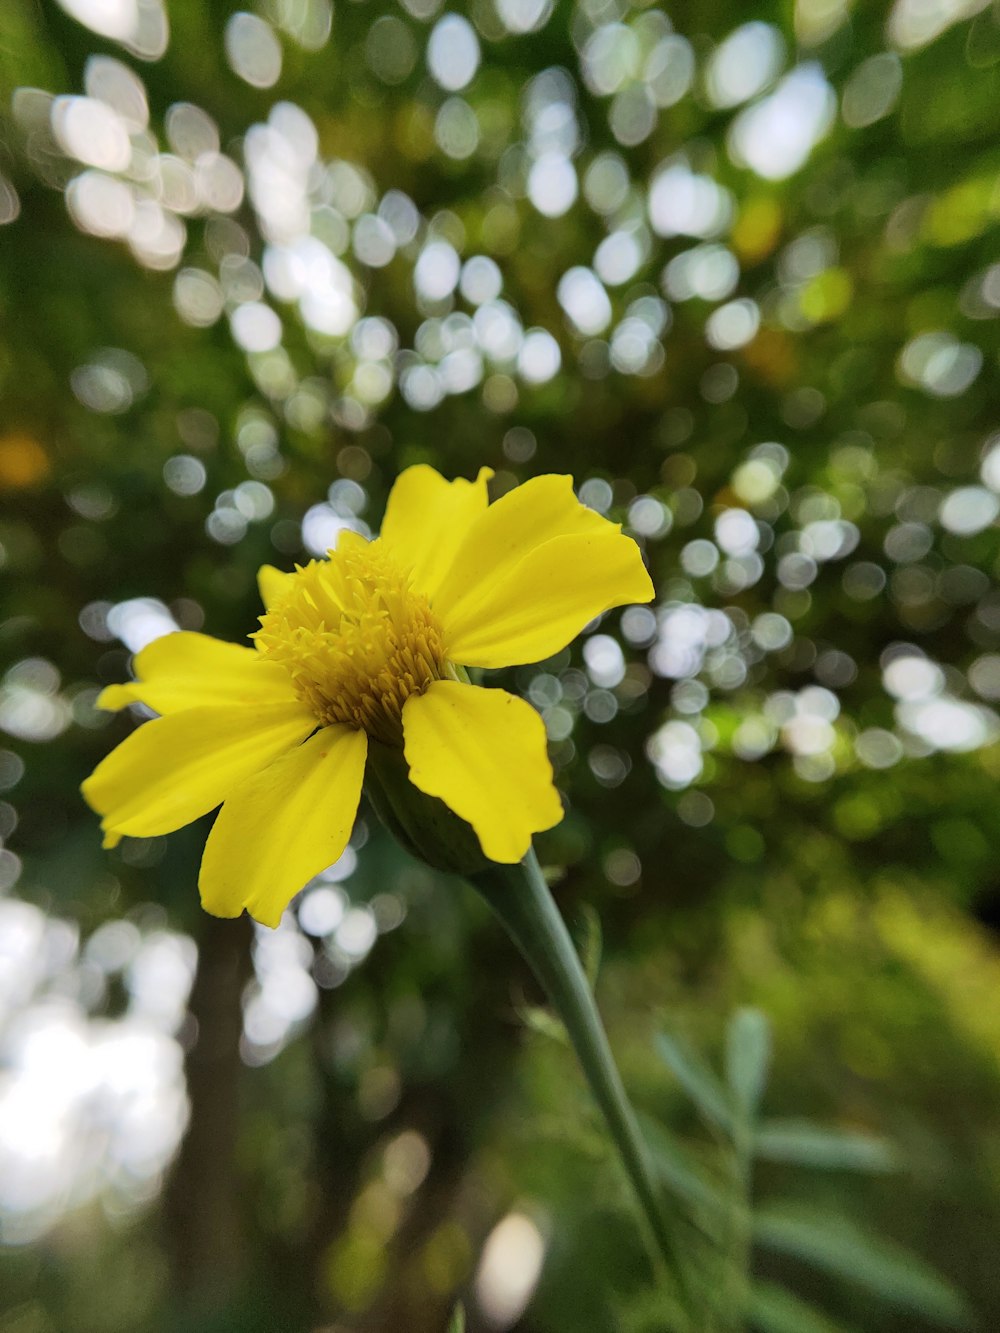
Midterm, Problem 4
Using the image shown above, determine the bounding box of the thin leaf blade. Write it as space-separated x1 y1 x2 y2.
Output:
637 1111 730 1219
753 1204 970 1327
726 1007 772 1119
755 1120 896 1174
655 1031 734 1134
576 902 603 988
517 1002 569 1045
749 1280 856 1333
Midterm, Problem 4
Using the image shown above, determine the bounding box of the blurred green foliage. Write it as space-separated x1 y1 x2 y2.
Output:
1 0 1000 1329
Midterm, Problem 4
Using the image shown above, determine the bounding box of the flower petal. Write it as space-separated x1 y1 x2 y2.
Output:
403 680 562 863
82 702 316 842
443 530 654 668
431 474 609 622
97 632 297 715
258 564 294 610
199 724 367 928
379 464 493 599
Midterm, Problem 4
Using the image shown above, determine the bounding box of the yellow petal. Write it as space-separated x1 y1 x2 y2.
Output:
82 702 316 841
97 683 148 712
443 530 654 668
199 725 367 928
258 564 294 610
379 464 493 599
403 680 562 863
97 632 297 715
431 474 609 621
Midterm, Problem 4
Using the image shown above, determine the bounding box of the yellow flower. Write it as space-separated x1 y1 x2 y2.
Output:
82 467 654 926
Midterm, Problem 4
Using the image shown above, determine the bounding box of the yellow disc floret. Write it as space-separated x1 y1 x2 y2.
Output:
253 532 448 745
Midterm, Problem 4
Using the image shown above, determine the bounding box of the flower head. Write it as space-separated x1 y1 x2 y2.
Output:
82 467 654 926
253 532 449 744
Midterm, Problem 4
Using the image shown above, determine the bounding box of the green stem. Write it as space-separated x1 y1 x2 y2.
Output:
470 848 678 1280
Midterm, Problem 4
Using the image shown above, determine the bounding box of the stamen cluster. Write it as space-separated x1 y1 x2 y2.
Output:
254 539 448 745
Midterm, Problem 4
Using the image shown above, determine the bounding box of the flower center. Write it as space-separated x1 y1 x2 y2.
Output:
253 534 448 745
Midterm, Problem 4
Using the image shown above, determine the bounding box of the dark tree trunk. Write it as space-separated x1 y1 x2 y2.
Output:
163 912 254 1318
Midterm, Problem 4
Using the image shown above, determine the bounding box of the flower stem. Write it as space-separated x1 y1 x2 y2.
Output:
469 848 677 1279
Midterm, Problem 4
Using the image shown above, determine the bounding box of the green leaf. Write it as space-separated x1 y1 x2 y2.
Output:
576 902 603 988
619 1287 695 1333
725 1007 771 1119
755 1120 896 1173
655 1031 734 1134
517 1002 568 1045
753 1205 970 1326
637 1111 730 1219
447 1304 466 1333
749 1281 856 1333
